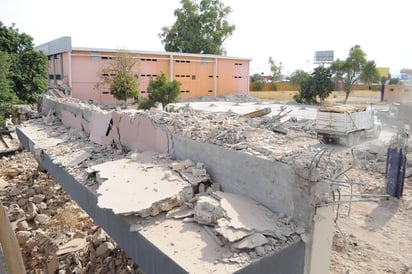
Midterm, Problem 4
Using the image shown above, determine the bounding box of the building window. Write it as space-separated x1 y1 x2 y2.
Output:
90 51 101 61
102 91 109 95
192 75 196 80
208 90 213 93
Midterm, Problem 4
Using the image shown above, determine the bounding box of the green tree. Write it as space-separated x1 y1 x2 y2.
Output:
97 51 139 106
360 60 379 85
159 0 235 54
388 77 400 85
0 21 48 103
289 69 311 86
330 45 371 103
293 66 333 104
139 72 181 110
311 66 334 104
268 57 282 90
0 52 18 129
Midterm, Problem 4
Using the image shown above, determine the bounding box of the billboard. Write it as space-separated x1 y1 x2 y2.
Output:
314 51 334 64
400 69 412 74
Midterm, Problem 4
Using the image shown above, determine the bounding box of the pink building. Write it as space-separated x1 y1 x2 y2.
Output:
36 37 251 105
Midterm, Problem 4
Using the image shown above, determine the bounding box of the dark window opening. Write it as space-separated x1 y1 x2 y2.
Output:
141 91 146 93
102 91 109 95
55 74 61 80
102 73 109 76
208 90 213 93
152 58 157 62
185 90 190 93
191 75 196 80
390 88 394 92
110 73 116 76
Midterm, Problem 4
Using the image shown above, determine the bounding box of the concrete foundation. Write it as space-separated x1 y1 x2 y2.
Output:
16 95 335 274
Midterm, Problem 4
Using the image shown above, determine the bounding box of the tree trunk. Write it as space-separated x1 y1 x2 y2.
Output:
343 89 350 104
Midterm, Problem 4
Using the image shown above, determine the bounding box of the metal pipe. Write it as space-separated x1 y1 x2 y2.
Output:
317 199 379 207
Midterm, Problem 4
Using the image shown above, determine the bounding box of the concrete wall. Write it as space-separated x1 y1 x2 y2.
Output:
171 135 313 227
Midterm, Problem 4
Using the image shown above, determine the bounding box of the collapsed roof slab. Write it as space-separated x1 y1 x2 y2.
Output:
92 156 192 216
16 121 306 274
30 95 335 273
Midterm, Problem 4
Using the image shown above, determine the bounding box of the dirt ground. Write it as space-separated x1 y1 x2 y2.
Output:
328 136 412 274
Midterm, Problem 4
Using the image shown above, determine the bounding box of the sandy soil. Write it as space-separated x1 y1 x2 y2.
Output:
328 138 412 274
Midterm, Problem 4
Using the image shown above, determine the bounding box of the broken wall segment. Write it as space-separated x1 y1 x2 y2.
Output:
40 95 169 154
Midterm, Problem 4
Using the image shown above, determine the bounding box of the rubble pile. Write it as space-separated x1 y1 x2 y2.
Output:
154 107 319 163
0 152 142 273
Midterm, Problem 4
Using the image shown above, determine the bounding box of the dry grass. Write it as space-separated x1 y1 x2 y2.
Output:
250 90 381 103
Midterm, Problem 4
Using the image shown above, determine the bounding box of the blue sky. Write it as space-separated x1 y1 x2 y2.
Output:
1 0 410 77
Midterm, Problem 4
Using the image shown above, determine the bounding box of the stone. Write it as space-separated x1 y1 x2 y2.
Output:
194 196 225 225
31 194 46 204
17 220 30 231
232 233 268 250
171 162 184 171
92 228 107 247
25 202 38 221
16 230 31 245
34 214 50 225
9 186 21 196
96 242 115 257
255 246 266 257
192 168 207 177
0 178 9 190
295 226 305 235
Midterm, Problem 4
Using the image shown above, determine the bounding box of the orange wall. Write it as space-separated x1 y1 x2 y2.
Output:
66 50 250 104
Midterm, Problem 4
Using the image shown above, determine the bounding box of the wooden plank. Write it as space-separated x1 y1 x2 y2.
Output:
0 204 26 274
318 105 366 113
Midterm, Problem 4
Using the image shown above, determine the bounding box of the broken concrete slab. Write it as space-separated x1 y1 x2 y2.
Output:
232 233 268 250
56 238 88 256
93 154 193 216
53 150 91 167
216 191 279 234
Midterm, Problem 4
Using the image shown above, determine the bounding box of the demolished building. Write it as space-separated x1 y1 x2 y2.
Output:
16 95 340 274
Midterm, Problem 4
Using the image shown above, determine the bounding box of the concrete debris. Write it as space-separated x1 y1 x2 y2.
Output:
0 152 142 273
165 205 194 219
194 196 226 225
93 156 194 216
192 190 305 259
232 233 268 250
56 238 88 256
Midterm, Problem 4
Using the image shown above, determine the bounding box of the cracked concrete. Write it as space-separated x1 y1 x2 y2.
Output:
14 94 340 273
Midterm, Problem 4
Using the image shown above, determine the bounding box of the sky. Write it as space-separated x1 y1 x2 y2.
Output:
1 0 410 77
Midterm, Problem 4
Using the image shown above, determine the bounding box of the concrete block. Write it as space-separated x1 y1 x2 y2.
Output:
171 162 185 171
89 111 113 145
192 168 207 177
